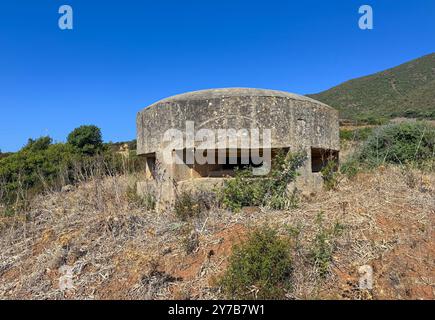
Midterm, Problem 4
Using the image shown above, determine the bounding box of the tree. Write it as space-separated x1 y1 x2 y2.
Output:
67 125 103 155
22 136 53 152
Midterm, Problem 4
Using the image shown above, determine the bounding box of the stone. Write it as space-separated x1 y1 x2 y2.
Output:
61 185 74 193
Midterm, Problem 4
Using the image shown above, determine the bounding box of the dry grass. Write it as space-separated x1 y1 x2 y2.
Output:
0 165 433 300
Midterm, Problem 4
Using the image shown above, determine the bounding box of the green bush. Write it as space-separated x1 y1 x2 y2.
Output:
0 152 12 160
67 125 103 155
340 158 360 178
218 169 266 212
340 127 373 141
321 159 339 190
340 122 435 177
358 122 434 167
399 109 435 120
355 115 388 126
219 151 307 212
0 126 142 209
264 152 307 210
220 226 293 300
0 142 79 204
22 136 53 152
339 130 353 141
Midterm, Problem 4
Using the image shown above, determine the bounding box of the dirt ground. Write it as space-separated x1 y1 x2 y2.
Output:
0 166 433 300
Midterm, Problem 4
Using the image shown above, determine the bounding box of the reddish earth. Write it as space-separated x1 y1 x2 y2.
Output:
1 168 433 300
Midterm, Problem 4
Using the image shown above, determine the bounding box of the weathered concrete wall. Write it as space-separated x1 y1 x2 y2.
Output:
137 88 339 156
136 88 339 204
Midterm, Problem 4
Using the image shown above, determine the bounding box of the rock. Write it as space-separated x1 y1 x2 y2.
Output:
301 190 316 200
161 247 172 256
61 185 74 193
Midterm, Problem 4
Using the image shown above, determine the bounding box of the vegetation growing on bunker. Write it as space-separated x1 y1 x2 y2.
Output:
218 151 307 211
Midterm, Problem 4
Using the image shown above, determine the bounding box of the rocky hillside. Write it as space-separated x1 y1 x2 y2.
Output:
309 53 435 121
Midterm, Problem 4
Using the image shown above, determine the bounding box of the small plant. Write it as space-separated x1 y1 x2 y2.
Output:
220 226 293 300
218 151 307 212
174 191 203 221
142 193 157 211
2 206 16 217
264 152 306 210
401 164 418 189
126 185 156 211
218 169 266 212
321 159 339 190
309 212 344 278
340 158 360 178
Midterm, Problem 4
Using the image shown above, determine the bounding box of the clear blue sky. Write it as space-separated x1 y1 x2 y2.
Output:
1 0 434 152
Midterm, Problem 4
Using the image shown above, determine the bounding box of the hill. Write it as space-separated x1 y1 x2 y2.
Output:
0 153 12 160
308 53 435 122
0 165 433 299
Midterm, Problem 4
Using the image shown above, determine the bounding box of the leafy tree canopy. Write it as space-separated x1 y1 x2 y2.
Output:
67 125 103 155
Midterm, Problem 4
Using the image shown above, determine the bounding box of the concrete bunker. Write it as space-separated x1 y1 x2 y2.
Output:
136 88 340 207
171 148 284 178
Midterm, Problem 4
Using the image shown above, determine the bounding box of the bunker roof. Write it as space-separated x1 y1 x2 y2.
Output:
144 88 333 110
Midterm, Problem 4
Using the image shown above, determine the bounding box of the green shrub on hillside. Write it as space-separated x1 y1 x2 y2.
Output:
339 127 374 141
396 109 435 120
67 125 103 155
358 122 434 167
22 136 53 152
340 158 360 178
0 126 142 210
0 152 12 160
220 226 293 300
339 122 434 178
355 115 388 126
0 142 78 203
218 168 266 212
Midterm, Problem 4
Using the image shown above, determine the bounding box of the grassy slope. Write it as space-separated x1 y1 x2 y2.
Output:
308 53 435 120
0 167 433 300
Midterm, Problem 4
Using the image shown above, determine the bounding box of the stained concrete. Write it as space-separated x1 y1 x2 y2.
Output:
136 88 339 208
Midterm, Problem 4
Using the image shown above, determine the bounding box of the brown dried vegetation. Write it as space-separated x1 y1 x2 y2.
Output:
0 165 433 300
